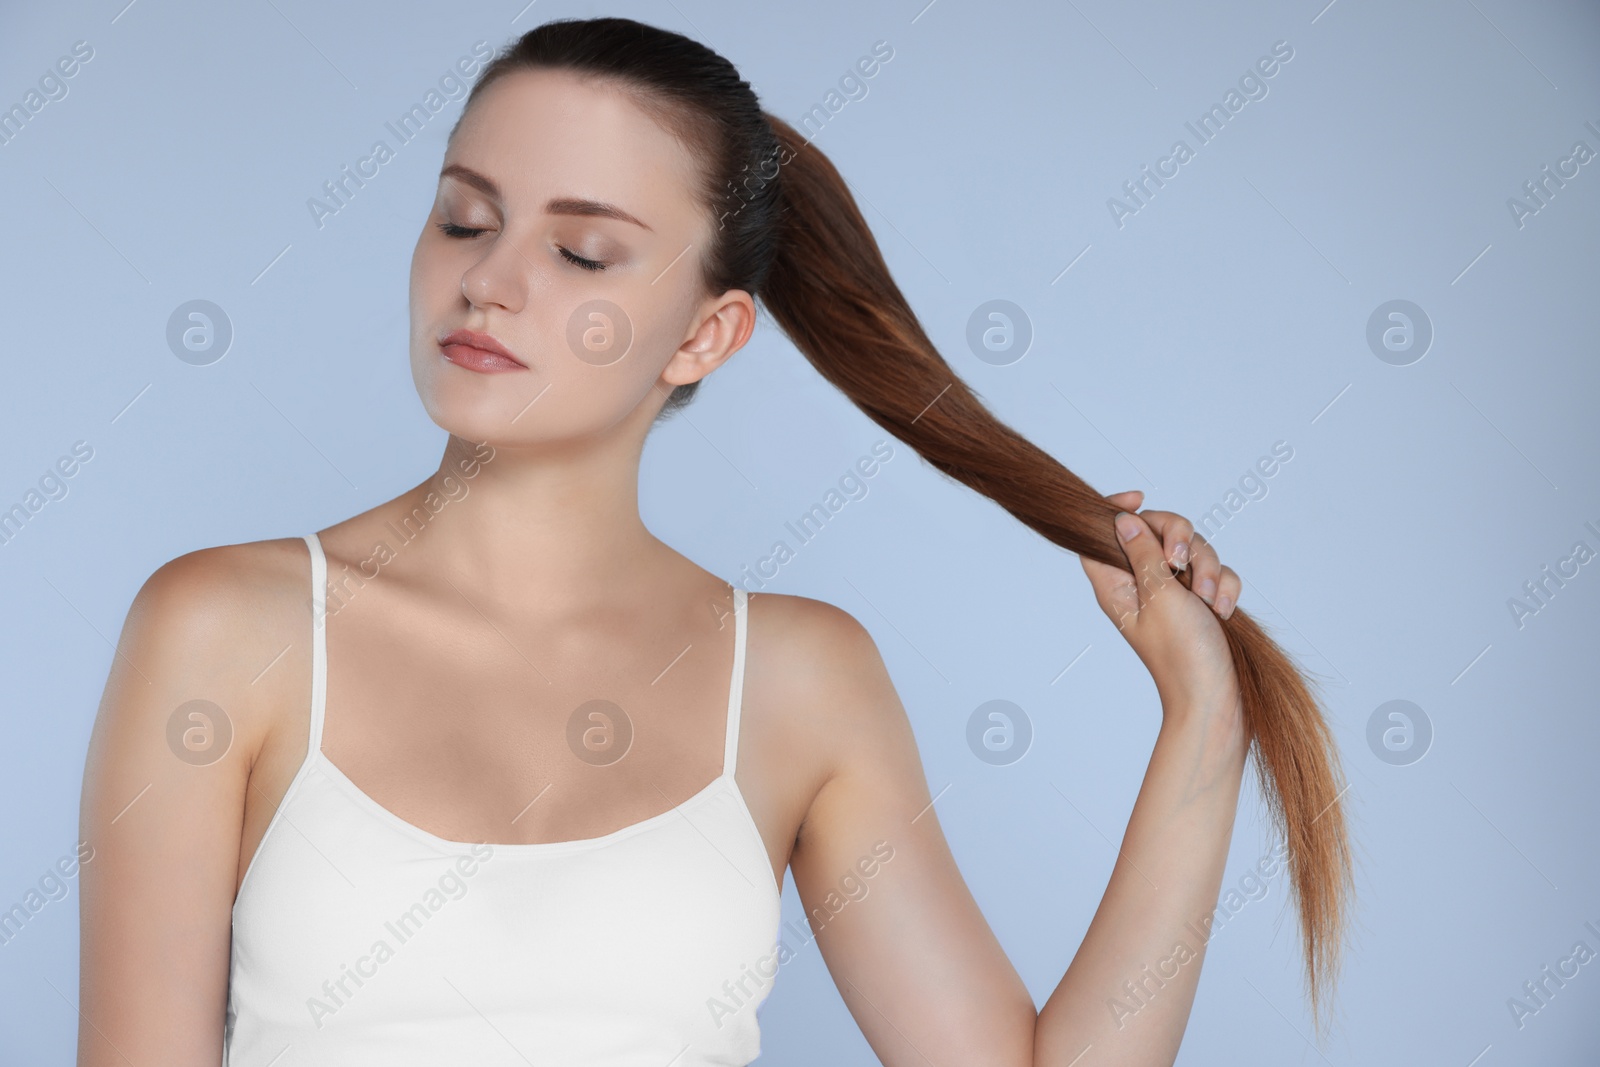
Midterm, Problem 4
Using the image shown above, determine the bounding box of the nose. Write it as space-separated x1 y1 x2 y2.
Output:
459 235 527 314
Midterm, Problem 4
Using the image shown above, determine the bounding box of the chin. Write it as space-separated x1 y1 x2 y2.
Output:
411 355 526 443
422 402 513 446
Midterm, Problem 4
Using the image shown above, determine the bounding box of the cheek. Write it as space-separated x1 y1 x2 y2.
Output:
410 244 456 313
620 283 699 376
562 282 683 386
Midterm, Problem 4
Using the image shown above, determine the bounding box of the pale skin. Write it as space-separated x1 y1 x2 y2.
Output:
77 68 1248 1066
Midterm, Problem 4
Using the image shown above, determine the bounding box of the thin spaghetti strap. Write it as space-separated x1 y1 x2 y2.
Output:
722 587 749 778
302 532 328 755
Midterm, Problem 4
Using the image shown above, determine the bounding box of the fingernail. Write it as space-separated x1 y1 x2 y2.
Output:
1172 541 1189 569
1216 594 1234 617
1198 577 1217 604
1115 512 1140 542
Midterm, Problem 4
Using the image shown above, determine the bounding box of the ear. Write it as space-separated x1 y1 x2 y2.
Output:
660 288 757 388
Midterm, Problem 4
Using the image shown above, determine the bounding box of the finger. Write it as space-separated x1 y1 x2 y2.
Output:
1145 509 1196 573
1105 489 1144 510
1213 565 1243 619
1125 508 1197 574
1113 511 1173 610
1188 534 1224 606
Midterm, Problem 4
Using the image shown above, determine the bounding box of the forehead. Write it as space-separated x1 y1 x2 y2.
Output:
446 67 707 230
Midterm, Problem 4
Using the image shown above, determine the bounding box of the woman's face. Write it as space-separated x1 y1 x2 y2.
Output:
409 67 752 446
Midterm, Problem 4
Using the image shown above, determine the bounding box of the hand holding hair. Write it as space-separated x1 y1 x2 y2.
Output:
1083 490 1245 721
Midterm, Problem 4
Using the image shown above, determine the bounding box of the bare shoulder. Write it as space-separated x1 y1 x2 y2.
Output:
125 535 310 661
745 590 890 692
132 535 308 612
106 535 314 759
742 590 923 816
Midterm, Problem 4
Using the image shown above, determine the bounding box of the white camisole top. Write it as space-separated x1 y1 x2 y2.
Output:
223 532 784 1065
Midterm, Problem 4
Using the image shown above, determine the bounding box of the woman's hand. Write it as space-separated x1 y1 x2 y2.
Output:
1080 489 1245 725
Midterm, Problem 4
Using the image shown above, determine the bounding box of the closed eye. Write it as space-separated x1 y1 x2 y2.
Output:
557 247 607 272
435 221 485 240
433 221 608 272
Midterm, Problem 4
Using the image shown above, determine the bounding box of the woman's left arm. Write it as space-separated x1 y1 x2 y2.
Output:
787 491 1249 1067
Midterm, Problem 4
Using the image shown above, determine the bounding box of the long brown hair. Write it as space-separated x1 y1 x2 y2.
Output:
456 15 1353 1034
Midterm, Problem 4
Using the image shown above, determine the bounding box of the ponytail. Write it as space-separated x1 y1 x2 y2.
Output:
758 111 1352 1035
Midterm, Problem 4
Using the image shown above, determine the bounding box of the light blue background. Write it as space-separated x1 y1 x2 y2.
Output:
2 0 1597 1062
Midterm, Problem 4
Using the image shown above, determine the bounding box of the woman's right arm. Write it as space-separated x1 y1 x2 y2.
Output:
77 547 276 1065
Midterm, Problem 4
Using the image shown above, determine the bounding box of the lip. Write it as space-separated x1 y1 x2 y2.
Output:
438 328 528 373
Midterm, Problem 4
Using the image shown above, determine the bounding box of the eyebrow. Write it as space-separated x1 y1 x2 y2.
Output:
439 163 654 232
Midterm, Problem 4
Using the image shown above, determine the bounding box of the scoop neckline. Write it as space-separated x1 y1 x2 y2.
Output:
312 748 738 857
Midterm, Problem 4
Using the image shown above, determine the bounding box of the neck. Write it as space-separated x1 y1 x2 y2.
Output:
379 431 667 615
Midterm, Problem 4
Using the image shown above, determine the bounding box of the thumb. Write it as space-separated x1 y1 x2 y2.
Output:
1113 510 1174 610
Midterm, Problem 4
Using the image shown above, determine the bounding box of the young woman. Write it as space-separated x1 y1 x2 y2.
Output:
78 16 1351 1066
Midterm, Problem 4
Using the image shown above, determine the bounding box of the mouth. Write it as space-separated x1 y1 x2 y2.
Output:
438 328 529 373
